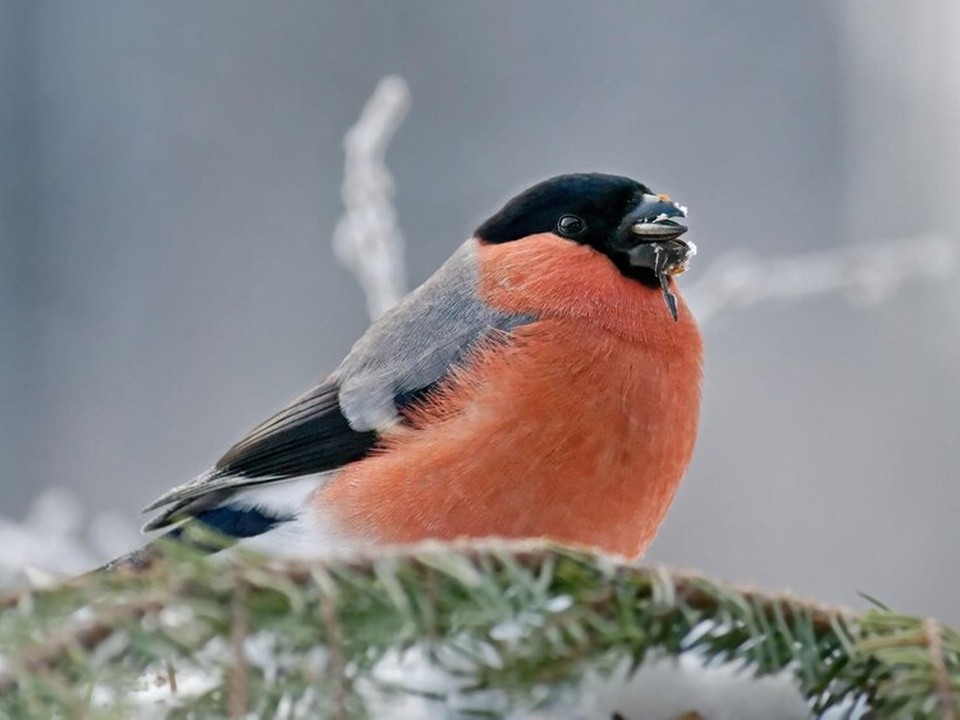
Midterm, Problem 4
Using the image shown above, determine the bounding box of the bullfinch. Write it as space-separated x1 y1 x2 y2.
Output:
130 173 702 566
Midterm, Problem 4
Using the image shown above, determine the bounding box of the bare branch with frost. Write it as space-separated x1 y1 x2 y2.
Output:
686 234 959 328
332 75 411 321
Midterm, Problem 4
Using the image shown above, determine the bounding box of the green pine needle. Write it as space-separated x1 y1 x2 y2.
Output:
0 540 956 719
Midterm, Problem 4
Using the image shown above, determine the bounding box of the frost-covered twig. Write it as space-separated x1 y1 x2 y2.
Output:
332 76 410 321
686 234 959 328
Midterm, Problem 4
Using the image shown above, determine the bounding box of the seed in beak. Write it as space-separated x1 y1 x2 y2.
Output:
659 270 679 323
630 219 688 240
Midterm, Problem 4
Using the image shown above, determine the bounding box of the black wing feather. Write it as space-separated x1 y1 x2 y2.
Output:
141 381 377 530
214 382 376 479
140 239 534 534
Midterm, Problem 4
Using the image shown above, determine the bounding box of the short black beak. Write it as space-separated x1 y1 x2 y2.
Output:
628 193 688 241
622 193 695 274
622 193 695 323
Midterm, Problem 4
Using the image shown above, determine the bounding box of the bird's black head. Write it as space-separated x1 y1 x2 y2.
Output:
475 173 695 297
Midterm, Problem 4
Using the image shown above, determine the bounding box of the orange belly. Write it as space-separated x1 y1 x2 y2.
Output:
319 313 702 559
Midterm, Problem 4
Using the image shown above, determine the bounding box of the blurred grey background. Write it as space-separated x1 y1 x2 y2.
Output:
1 2 958 620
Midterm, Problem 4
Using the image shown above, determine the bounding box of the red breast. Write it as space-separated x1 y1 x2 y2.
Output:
318 233 703 559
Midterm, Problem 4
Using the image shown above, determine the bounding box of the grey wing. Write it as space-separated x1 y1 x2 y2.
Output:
141 240 534 533
141 380 375 530
335 240 534 430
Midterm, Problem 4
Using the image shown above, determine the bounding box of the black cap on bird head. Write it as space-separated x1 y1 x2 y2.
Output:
475 173 696 321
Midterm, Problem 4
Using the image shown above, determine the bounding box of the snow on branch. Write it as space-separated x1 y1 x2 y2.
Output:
2 540 954 718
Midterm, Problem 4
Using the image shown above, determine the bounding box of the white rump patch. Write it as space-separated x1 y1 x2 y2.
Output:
229 475 328 518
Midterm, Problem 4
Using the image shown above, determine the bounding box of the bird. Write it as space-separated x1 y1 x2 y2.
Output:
120 173 702 568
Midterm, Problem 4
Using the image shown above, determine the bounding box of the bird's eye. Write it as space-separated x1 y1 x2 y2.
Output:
557 215 586 238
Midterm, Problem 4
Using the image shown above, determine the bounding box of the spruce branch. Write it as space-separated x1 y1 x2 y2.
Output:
0 540 956 718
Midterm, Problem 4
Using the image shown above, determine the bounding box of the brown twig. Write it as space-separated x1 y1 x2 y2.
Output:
165 660 178 695
0 598 162 693
315 565 349 720
924 617 957 720
228 577 250 720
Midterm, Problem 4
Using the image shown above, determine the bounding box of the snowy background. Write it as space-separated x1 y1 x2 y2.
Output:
1 0 959 634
